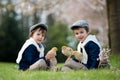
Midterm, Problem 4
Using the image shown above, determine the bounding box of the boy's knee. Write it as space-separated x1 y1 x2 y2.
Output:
29 59 47 71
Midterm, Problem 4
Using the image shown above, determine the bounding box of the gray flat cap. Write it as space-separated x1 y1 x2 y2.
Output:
30 23 48 32
71 20 89 29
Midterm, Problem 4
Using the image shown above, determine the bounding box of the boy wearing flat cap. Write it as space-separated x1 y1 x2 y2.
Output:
16 23 57 71
62 20 102 70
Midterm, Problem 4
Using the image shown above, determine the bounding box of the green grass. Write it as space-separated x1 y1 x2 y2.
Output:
0 54 120 80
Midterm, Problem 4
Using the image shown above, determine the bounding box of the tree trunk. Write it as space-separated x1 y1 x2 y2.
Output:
106 0 120 54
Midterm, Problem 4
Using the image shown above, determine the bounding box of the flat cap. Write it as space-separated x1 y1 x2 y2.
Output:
30 23 48 32
71 20 89 29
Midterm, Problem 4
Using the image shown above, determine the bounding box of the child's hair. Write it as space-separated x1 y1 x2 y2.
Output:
71 26 89 32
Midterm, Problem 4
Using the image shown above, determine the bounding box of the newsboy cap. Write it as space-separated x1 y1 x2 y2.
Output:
30 23 48 32
70 20 89 29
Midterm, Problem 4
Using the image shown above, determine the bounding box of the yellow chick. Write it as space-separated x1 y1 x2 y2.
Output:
47 47 58 57
61 46 73 57
46 47 58 70
51 47 58 55
46 47 58 60
73 51 83 62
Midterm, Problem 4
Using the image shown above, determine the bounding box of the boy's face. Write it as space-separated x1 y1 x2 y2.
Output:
73 28 89 42
32 28 45 44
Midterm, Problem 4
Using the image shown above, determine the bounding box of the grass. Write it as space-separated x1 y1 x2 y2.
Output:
0 54 120 80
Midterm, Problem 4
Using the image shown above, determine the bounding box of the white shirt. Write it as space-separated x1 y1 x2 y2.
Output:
16 38 44 64
77 35 102 64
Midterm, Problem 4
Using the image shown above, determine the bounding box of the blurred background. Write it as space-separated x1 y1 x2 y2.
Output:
0 0 119 63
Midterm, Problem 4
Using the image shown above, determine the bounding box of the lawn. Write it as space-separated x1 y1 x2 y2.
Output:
0 54 120 80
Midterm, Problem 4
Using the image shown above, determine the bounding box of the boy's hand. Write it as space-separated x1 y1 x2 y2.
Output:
45 47 58 60
45 52 55 60
65 57 71 63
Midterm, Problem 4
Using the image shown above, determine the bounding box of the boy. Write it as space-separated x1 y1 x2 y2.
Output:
16 23 57 71
62 20 102 70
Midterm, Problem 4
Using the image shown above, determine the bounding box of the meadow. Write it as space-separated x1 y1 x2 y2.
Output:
0 54 120 80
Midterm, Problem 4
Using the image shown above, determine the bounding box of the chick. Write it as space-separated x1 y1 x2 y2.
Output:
47 47 58 57
62 46 74 57
73 51 83 62
62 46 74 62
46 47 58 71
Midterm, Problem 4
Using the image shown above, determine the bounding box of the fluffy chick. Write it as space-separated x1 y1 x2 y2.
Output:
46 47 58 71
47 47 58 57
73 51 83 62
62 46 74 62
62 46 73 57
